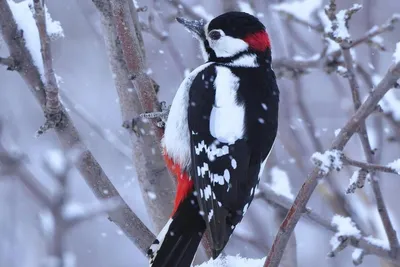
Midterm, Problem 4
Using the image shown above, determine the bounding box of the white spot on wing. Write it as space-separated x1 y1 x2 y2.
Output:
223 169 230 183
208 209 214 222
210 67 245 144
204 185 212 200
261 103 268 110
194 141 229 161
231 158 237 169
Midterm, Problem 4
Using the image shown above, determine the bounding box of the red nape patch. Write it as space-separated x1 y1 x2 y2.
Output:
163 152 194 216
243 31 271 52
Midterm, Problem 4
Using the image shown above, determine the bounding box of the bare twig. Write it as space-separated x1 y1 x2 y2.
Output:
92 0 176 235
0 56 18 70
342 155 400 175
0 149 52 206
145 9 186 75
274 10 323 32
60 92 132 159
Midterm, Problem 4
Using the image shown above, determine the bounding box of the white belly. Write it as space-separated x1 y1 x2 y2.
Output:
162 63 212 169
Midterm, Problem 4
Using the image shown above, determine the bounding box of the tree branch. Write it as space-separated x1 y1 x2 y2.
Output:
0 0 154 254
331 0 400 256
273 13 400 78
342 155 400 175
92 0 176 235
258 184 400 264
264 55 400 266
0 56 18 70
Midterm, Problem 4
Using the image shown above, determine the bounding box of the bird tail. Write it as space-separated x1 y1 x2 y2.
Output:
147 192 206 267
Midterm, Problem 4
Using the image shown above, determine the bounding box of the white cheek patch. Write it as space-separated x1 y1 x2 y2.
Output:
209 36 249 58
209 66 245 144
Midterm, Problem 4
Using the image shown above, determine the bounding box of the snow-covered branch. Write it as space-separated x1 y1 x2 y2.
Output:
273 12 400 78
342 155 400 176
326 0 400 257
0 0 155 255
265 45 400 267
257 182 400 265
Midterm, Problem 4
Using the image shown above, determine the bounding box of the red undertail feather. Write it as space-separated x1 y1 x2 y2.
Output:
243 31 271 52
163 151 194 215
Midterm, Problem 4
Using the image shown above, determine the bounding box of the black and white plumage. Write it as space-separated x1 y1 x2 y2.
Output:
148 11 279 267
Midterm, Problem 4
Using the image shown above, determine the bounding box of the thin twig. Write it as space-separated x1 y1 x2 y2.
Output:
274 10 324 32
0 56 18 70
342 155 400 175
33 0 66 135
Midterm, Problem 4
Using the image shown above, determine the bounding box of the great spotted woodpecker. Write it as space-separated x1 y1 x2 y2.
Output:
147 11 279 267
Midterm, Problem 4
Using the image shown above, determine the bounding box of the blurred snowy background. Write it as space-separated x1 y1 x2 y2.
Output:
1 0 400 266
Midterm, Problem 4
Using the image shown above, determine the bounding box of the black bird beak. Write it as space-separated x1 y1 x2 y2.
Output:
176 17 206 40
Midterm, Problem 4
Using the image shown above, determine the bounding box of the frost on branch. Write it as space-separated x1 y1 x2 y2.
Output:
271 0 323 24
311 149 343 175
387 159 400 174
365 236 390 250
346 169 369 194
196 255 266 267
329 215 361 257
352 248 365 266
270 167 294 200
7 0 64 78
319 10 340 53
325 2 362 44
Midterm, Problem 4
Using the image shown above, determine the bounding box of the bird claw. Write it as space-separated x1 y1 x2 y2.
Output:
124 102 170 134
139 101 170 129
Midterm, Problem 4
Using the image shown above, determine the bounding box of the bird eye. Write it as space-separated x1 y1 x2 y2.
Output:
209 30 221 40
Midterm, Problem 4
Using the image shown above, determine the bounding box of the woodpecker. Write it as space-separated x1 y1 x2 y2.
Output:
147 11 279 267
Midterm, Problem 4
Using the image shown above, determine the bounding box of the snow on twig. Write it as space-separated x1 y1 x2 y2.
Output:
310 149 343 175
7 0 63 78
387 159 400 174
329 215 361 256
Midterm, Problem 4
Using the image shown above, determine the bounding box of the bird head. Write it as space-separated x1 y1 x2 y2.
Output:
176 12 271 63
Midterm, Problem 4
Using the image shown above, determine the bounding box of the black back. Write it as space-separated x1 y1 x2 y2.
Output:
187 61 279 255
